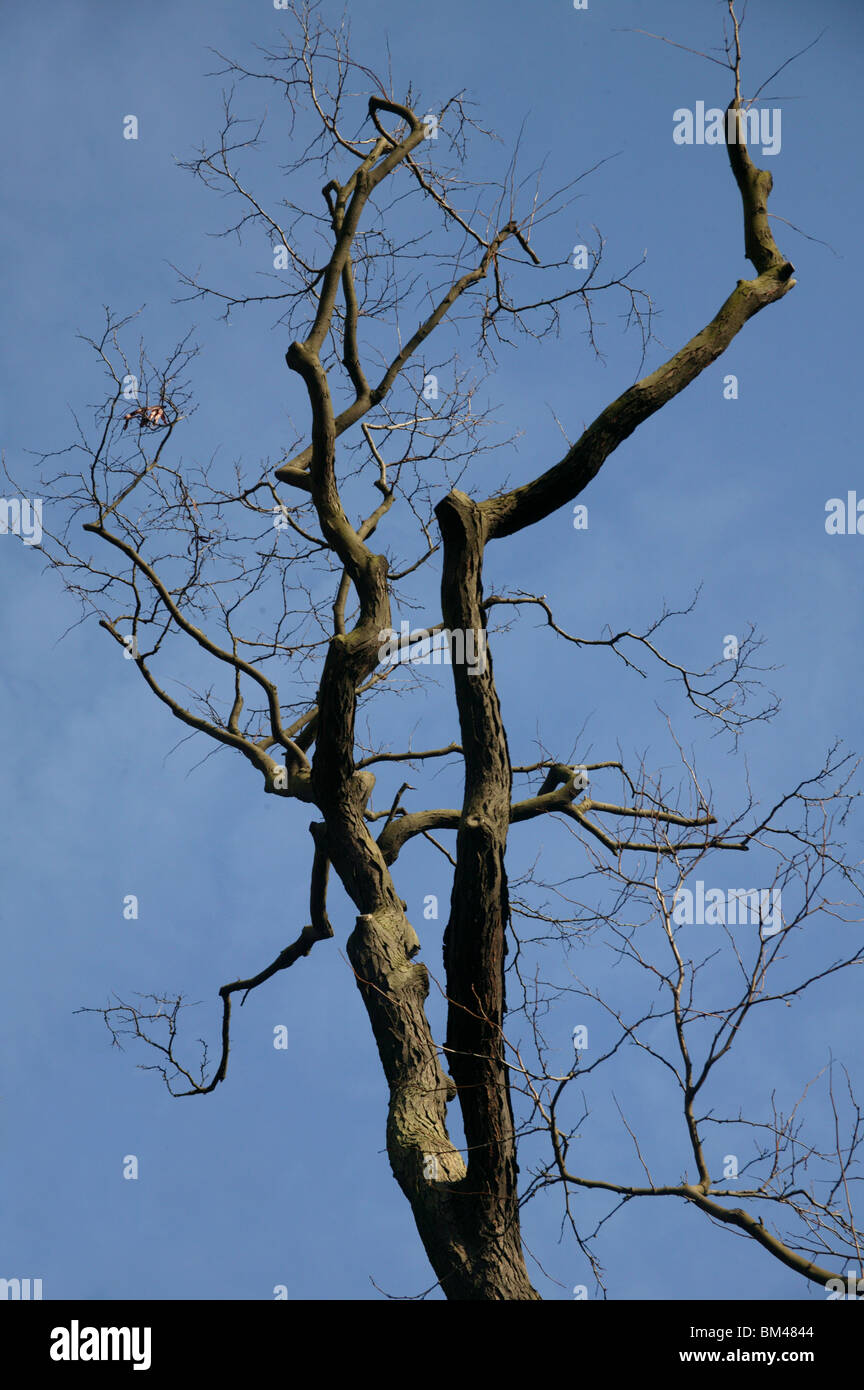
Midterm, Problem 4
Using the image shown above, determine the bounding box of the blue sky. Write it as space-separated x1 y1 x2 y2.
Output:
2 0 863 1300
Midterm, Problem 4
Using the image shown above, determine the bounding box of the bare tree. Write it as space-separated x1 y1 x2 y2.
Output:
19 2 863 1299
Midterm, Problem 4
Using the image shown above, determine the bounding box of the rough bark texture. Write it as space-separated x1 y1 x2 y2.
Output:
289 90 795 1300
434 491 540 1298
